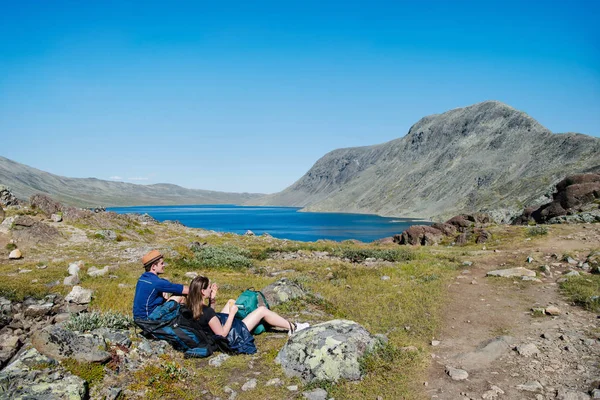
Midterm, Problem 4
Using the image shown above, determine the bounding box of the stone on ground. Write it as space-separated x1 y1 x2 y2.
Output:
8 249 22 259
262 278 306 307
486 267 536 278
276 319 381 383
31 325 110 363
445 366 468 381
65 286 92 304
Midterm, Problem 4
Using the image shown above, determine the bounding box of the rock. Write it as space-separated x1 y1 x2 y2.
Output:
68 261 83 276
262 278 306 307
515 343 539 357
0 216 14 234
521 276 542 282
302 388 328 400
556 389 592 400
482 385 504 399
287 385 298 391
516 381 543 392
526 256 534 263
31 325 110 363
381 275 391 281
452 336 513 370
30 194 63 216
445 366 468 381
462 261 473 266
92 328 132 347
265 378 282 387
11 216 62 245
8 249 22 259
244 230 255 236
63 274 81 286
209 353 230 367
394 225 444 246
475 229 491 244
0 347 87 399
487 267 536 278
24 303 54 318
0 334 21 368
431 340 440 346
51 213 62 222
95 230 117 240
0 185 22 207
564 270 580 277
87 266 110 277
241 378 257 391
566 257 578 265
185 272 198 279
545 305 561 315
276 319 381 383
64 286 93 304
591 389 600 399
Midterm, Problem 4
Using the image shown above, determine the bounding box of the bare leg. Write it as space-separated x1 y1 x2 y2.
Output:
220 299 236 314
242 306 291 332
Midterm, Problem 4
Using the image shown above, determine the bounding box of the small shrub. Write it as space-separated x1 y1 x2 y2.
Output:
64 310 133 332
183 245 253 270
62 358 105 385
5 243 17 251
332 248 415 263
526 226 548 237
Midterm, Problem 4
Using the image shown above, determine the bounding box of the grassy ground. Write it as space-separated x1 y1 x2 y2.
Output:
3 211 596 399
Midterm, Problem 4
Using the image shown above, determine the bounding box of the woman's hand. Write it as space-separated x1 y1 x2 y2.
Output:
210 283 218 301
229 303 238 315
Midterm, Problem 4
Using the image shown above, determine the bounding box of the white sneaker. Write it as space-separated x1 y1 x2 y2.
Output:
294 322 310 333
288 321 311 337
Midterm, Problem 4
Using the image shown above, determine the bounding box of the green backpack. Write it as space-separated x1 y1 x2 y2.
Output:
235 289 270 334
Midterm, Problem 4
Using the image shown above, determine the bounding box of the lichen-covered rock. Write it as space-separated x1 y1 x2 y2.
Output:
31 325 110 363
262 278 306 307
275 319 381 383
0 346 87 399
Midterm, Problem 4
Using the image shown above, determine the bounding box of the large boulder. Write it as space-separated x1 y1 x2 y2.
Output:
30 194 63 216
515 173 600 224
0 185 21 207
276 319 381 383
0 347 87 399
11 216 62 246
261 278 306 307
393 225 444 246
31 325 111 363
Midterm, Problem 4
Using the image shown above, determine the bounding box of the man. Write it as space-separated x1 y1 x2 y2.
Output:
132 250 189 321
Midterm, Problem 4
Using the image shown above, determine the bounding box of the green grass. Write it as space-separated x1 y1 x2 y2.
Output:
559 275 600 312
526 225 548 237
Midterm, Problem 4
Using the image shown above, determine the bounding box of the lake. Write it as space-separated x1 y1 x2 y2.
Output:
107 205 428 242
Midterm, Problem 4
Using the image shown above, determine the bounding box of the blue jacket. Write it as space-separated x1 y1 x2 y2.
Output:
133 272 184 320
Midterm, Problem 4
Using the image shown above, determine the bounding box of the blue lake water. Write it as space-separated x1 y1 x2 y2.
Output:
108 205 428 243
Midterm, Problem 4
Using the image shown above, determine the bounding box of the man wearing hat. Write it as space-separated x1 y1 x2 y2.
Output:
133 250 189 321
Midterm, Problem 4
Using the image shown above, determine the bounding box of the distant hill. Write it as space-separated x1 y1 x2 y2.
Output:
248 101 600 221
0 156 263 207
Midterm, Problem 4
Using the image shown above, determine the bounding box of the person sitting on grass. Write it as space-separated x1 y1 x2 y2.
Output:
132 250 188 321
183 275 309 354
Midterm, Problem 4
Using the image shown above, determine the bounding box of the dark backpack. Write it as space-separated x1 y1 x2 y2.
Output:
135 304 230 357
234 289 270 334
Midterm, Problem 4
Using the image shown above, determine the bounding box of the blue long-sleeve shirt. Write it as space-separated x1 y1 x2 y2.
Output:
132 272 184 320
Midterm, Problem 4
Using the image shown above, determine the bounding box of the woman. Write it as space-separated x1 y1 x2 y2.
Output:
185 276 309 354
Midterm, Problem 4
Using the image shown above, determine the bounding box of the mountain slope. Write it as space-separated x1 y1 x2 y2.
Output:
0 156 263 207
250 101 600 220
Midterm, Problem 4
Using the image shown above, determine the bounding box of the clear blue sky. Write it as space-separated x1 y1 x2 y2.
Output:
1 1 598 193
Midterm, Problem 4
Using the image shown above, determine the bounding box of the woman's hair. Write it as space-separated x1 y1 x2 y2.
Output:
188 275 210 320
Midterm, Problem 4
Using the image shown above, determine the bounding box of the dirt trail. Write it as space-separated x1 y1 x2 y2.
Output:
426 225 600 400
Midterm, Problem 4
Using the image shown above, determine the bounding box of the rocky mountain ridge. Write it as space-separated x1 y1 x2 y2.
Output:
0 156 262 207
249 101 600 221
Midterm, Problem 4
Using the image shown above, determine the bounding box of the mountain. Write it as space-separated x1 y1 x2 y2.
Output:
248 101 600 221
0 156 263 207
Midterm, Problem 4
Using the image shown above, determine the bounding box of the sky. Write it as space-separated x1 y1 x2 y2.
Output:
0 0 598 194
